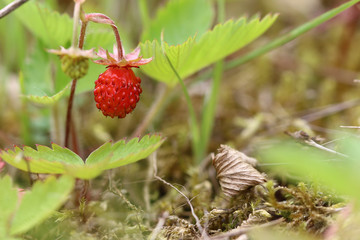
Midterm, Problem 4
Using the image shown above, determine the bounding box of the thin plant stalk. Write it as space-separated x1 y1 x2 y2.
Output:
161 41 201 159
84 13 124 59
64 18 88 150
197 0 225 163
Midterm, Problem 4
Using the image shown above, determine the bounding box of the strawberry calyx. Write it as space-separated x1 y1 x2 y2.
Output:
93 45 152 68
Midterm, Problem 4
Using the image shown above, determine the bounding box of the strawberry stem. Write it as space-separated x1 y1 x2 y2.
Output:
71 1 81 48
64 17 88 152
85 13 124 60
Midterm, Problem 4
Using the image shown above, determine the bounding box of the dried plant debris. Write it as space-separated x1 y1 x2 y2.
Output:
212 145 266 197
159 215 200 240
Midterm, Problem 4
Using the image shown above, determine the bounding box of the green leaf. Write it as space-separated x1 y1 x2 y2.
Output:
140 14 277 86
2 0 73 48
0 143 83 175
141 0 214 45
23 82 71 106
86 134 166 169
10 175 74 235
0 176 18 238
1 135 166 179
22 41 52 96
259 140 360 204
140 37 195 86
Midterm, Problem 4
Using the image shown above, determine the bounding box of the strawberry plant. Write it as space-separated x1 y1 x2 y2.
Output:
0 0 360 239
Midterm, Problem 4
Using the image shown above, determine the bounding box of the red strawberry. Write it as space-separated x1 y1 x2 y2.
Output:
93 46 152 118
94 67 142 118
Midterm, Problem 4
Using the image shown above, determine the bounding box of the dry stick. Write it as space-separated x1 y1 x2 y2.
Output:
210 218 284 240
0 0 28 18
303 139 348 158
151 152 210 240
149 211 169 240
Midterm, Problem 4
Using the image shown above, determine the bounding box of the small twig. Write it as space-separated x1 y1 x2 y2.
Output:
149 211 169 240
151 152 209 239
210 218 284 240
304 139 348 158
286 130 349 158
0 0 28 19
340 125 360 129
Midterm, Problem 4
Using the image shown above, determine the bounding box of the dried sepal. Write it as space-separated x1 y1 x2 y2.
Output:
93 45 152 68
212 145 266 197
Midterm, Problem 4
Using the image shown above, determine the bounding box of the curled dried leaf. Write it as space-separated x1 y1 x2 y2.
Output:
212 145 266 197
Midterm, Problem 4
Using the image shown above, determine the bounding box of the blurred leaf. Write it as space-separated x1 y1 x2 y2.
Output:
259 139 360 204
10 175 74 235
23 82 71 106
141 0 214 45
2 0 73 48
1 135 165 179
140 14 277 86
0 176 18 238
0 13 26 70
23 41 52 96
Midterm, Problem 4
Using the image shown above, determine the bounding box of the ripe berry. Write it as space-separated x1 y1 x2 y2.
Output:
93 46 152 118
94 67 142 118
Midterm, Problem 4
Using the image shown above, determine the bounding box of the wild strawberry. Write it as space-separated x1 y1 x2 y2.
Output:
94 67 142 118
93 45 152 118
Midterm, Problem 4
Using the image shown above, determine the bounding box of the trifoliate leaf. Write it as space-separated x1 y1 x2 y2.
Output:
140 14 278 86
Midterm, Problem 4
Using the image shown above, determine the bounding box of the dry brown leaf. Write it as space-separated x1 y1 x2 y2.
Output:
212 145 266 197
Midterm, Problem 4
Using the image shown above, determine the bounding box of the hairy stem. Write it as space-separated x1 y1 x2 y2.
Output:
85 13 124 59
111 24 123 59
71 1 81 48
65 79 78 149
64 8 88 150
